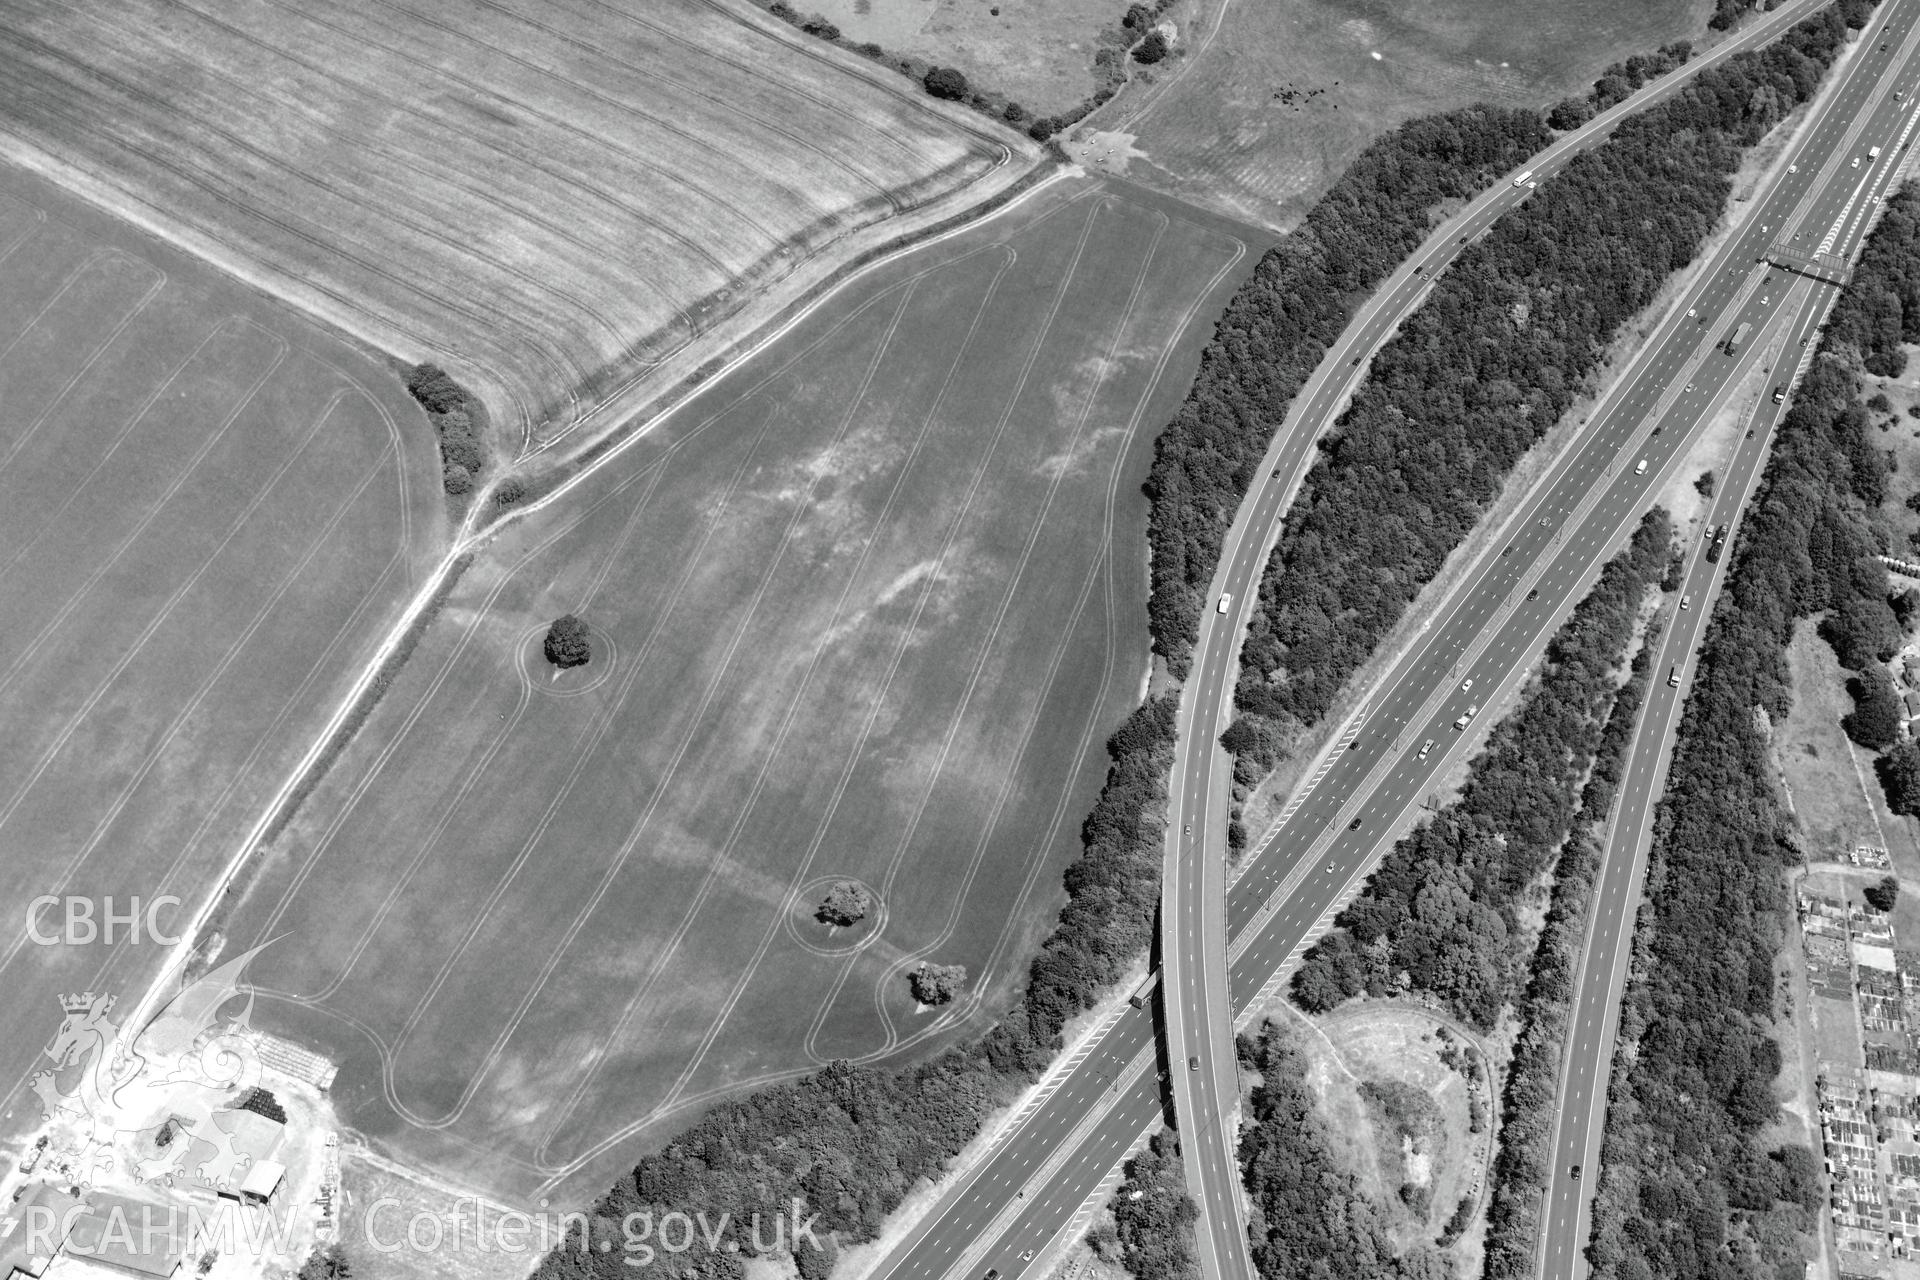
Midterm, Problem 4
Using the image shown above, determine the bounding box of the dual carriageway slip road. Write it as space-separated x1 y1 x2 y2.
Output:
863 6 1913 1280
1535 8 1920 1275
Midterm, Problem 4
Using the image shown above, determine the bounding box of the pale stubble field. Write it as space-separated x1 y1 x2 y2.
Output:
0 0 1033 448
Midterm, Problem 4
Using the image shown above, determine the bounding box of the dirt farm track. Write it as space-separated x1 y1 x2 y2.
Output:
202 177 1261 1205
0 0 1031 445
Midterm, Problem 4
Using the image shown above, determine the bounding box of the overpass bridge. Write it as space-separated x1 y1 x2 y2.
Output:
1760 239 1854 284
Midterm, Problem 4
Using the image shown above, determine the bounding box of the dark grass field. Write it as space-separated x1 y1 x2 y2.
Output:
204 178 1261 1205
1087 0 1710 228
0 160 441 1151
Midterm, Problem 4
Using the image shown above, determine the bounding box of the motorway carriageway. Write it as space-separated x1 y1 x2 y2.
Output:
866 6 1917 1280
1536 10 1920 1274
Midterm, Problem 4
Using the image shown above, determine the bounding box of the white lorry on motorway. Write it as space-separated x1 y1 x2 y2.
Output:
1513 170 1534 187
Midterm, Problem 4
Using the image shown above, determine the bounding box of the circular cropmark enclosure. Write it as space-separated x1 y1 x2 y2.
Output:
786 875 888 958
519 620 618 697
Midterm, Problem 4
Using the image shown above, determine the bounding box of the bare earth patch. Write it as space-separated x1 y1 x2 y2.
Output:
1259 1003 1491 1257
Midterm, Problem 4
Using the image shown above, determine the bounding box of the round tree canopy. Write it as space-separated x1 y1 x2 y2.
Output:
544 614 593 668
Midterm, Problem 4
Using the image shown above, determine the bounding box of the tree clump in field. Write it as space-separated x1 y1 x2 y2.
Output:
1843 666 1903 750
406 362 489 495
495 477 528 506
407 362 467 414
1132 31 1168 64
543 614 593 669
816 881 874 927
1867 875 1902 913
909 962 967 1005
923 66 968 100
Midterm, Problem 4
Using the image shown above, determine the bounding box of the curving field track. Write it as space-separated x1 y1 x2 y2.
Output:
0 160 441 1154
0 0 1030 446
201 180 1260 1206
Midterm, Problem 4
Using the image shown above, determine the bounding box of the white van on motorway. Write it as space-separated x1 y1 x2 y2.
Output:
1635 458 1649 475
1216 593 1232 614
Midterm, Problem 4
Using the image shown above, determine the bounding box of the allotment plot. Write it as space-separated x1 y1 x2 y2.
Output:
209 181 1257 1204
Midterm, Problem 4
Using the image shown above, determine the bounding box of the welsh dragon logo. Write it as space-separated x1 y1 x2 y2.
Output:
30 945 272 1189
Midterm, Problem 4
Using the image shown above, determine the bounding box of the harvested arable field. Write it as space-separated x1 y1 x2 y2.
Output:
0 0 1033 449
204 179 1259 1206
0 159 440 1155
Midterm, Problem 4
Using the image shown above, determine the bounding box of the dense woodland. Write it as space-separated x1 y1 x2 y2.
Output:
1230 0 1872 766
1588 190 1918 1280
1107 1132 1199 1280
1144 106 1550 677
1480 642 1652 1279
527 11 1874 1280
1291 512 1672 1028
1237 1022 1448 1280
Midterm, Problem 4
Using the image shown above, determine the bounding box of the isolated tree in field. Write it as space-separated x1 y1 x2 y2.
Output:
923 66 968 100
1132 31 1168 63
1694 470 1715 498
494 477 528 506
543 614 593 669
816 881 873 927
909 962 967 1005
1867 875 1902 912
